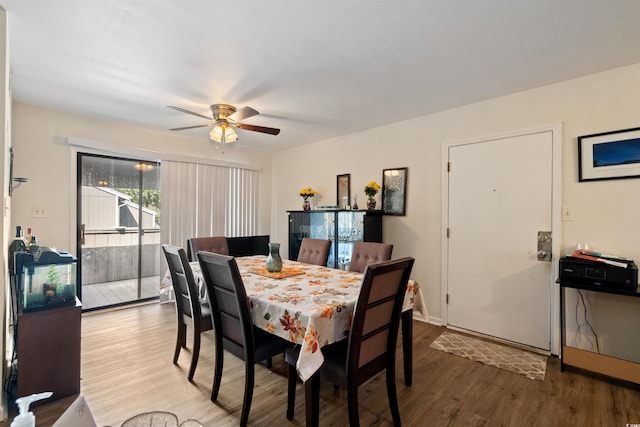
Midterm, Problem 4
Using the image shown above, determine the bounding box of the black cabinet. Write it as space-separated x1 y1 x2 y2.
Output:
288 210 383 269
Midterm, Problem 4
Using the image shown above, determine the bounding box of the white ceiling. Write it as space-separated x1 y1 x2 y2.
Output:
1 1 639 152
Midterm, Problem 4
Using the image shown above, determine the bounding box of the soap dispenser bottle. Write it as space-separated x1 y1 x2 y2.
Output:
11 392 53 427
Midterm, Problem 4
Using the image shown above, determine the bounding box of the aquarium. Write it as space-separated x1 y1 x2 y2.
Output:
15 250 77 313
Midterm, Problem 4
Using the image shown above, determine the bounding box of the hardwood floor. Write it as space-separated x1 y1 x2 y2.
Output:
5 302 639 426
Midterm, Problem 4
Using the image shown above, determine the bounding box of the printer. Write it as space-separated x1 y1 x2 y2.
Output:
559 253 638 290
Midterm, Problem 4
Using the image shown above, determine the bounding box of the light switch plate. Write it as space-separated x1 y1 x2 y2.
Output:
561 206 574 221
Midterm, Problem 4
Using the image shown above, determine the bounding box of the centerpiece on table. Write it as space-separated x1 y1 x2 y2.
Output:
299 187 318 211
364 181 380 210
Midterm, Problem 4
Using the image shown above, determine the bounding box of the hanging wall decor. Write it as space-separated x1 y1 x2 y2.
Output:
337 174 351 209
382 167 407 215
578 127 640 182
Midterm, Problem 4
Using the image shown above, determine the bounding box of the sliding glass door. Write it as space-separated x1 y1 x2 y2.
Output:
77 154 161 311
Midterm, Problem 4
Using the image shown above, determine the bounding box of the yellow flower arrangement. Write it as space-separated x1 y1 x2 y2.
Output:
299 187 318 201
364 181 380 198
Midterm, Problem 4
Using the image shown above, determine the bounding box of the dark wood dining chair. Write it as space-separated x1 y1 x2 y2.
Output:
286 257 415 427
196 251 292 427
187 236 229 261
348 241 394 273
297 238 331 266
162 244 213 381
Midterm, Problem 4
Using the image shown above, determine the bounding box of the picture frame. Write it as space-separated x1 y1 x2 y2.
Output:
8 146 13 196
578 127 640 182
382 167 407 215
336 173 351 209
8 146 28 196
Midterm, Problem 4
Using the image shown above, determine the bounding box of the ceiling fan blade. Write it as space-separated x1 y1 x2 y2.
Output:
236 123 281 135
228 106 259 122
169 124 212 131
167 106 213 120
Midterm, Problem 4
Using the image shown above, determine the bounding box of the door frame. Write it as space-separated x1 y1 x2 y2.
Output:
441 124 563 355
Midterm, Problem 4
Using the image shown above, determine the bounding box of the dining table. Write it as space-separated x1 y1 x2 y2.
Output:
160 255 419 384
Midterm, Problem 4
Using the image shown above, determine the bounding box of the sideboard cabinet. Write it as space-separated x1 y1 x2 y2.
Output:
287 210 383 269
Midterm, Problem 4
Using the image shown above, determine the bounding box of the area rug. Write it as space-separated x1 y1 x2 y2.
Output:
429 330 547 381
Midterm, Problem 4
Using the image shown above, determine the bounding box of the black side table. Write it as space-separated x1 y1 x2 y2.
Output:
558 279 640 383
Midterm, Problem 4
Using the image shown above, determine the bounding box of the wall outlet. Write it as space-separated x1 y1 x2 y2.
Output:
31 206 48 218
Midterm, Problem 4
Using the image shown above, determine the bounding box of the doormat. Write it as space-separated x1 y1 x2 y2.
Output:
429 330 547 381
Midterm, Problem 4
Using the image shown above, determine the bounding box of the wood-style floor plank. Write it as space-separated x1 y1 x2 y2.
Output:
3 302 639 426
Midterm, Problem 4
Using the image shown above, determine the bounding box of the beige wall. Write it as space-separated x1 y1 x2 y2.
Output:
272 64 640 357
10 102 273 253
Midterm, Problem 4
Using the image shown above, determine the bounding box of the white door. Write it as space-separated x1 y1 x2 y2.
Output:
446 130 555 351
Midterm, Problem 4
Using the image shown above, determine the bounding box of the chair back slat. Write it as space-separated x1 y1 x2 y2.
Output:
217 287 244 348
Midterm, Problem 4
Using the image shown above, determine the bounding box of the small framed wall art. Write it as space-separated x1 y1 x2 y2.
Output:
382 167 407 215
578 127 640 182
337 173 351 209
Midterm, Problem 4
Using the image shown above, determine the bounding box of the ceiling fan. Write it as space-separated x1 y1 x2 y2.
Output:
167 104 280 144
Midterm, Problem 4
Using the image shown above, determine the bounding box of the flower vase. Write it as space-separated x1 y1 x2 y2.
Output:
352 196 359 210
367 198 376 210
303 199 311 211
266 242 283 272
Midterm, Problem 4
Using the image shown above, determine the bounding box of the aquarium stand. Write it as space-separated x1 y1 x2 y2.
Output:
16 297 81 401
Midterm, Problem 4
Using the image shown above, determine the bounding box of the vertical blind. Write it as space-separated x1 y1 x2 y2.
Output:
160 161 259 247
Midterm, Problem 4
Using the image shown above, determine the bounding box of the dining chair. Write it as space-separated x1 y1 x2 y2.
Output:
348 241 394 273
187 236 229 261
162 244 213 381
196 251 292 427
286 257 415 427
226 235 270 257
297 238 331 266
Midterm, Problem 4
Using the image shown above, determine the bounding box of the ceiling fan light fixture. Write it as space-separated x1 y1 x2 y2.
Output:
209 123 237 144
169 103 278 143
224 126 238 143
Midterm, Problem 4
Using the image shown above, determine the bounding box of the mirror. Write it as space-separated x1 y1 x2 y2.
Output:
337 174 350 209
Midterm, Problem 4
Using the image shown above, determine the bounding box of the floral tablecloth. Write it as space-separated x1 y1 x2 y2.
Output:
161 255 419 381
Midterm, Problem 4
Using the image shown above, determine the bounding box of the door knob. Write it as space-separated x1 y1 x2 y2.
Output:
537 231 552 262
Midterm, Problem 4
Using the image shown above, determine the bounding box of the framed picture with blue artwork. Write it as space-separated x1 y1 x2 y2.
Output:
382 167 407 215
578 127 640 182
